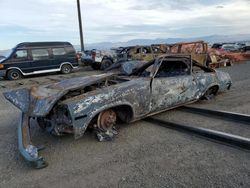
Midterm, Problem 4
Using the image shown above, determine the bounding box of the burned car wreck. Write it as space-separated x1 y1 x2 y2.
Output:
4 54 232 168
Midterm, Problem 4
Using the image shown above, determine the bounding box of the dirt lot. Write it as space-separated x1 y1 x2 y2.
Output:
0 63 250 188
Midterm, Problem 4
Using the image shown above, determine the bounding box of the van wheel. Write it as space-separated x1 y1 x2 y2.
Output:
7 69 22 80
61 64 72 74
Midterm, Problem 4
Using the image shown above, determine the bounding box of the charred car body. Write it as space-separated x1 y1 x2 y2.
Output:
4 54 232 168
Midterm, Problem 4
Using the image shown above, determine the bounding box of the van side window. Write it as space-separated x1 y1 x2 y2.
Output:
31 49 49 60
13 50 28 59
52 48 66 56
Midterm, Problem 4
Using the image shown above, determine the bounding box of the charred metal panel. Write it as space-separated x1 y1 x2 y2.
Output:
62 77 151 138
4 73 115 117
151 76 197 113
4 88 30 113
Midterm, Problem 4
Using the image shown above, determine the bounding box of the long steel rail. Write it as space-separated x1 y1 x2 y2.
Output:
181 106 250 125
145 107 250 150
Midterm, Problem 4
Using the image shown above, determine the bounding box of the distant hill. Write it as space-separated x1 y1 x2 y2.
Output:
1 34 250 54
79 34 250 50
0 49 11 56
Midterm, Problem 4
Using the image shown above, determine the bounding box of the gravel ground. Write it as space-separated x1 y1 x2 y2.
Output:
0 62 250 188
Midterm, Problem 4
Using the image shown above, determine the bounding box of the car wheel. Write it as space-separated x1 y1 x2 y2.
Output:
7 69 22 80
91 63 101 70
95 109 118 141
100 59 113 70
61 64 72 74
202 86 218 100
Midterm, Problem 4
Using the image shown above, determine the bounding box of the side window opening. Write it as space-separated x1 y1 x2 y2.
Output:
52 48 66 56
155 60 190 78
135 48 141 54
152 46 163 54
13 50 28 60
142 47 151 54
31 49 49 61
65 46 75 54
192 61 214 73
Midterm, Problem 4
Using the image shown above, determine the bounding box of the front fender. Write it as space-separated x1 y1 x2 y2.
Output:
66 101 134 139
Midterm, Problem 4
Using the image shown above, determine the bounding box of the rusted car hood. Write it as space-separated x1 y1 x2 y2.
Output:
4 73 116 116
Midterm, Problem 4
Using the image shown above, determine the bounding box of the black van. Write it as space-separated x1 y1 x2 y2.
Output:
0 42 79 80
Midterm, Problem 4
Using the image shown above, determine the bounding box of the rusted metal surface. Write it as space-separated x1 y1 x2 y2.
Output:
157 41 209 66
18 113 48 168
208 48 250 68
4 54 232 168
97 110 117 131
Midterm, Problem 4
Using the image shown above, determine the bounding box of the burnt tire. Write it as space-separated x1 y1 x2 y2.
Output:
100 59 113 70
7 69 22 80
61 64 72 74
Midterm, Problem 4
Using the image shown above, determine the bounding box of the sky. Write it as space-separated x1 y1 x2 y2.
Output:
0 0 250 50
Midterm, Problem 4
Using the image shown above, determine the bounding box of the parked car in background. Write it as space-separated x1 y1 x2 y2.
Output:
241 46 250 53
211 43 223 49
81 49 115 70
0 42 79 80
81 45 166 70
221 44 240 52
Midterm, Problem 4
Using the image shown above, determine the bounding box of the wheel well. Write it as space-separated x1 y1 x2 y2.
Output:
202 85 219 100
7 68 23 75
113 105 134 123
209 85 219 94
90 105 134 126
102 57 113 63
60 63 73 69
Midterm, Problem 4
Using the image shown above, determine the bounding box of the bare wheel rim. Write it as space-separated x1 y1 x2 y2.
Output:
97 109 117 131
11 71 20 79
62 65 71 73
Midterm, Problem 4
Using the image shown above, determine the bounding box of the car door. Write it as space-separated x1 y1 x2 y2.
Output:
30 48 54 72
150 58 197 113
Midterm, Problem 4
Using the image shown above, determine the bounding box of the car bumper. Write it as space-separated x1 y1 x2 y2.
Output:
0 69 6 77
18 113 48 169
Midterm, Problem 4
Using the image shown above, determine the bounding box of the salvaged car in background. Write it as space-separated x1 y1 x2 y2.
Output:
115 45 166 62
82 45 165 70
4 54 232 168
81 49 116 70
157 41 210 67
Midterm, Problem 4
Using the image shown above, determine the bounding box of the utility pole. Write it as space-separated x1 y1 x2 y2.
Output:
77 0 84 51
